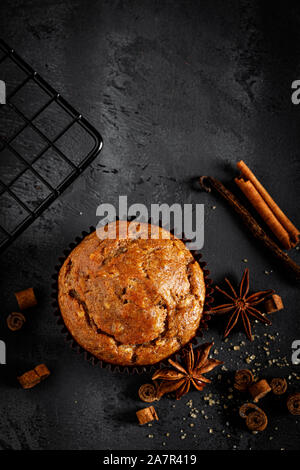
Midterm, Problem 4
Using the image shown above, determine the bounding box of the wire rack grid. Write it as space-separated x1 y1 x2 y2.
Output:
0 39 103 253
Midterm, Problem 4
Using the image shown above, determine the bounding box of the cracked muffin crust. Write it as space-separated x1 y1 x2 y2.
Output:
58 221 206 366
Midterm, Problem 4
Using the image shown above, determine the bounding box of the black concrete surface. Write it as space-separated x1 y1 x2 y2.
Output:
0 0 299 450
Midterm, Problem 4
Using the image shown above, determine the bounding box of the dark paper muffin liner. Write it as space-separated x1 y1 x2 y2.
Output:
51 223 214 375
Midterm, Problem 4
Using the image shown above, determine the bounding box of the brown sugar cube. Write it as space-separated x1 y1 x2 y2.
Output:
249 379 271 402
34 364 50 380
265 294 284 313
136 406 159 425
17 370 41 389
17 364 50 389
15 288 37 310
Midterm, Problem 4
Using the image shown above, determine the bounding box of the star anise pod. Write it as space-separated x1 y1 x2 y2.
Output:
152 342 223 400
209 268 273 341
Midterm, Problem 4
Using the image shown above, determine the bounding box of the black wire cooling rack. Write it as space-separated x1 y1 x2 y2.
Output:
0 39 103 253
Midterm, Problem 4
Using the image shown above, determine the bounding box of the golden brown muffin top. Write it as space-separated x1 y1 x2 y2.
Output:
58 221 205 366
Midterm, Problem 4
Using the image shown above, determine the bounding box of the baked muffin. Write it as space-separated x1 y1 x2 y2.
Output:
58 221 206 366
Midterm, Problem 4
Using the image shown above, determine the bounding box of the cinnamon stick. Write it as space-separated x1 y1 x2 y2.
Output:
237 161 300 248
235 177 292 249
198 176 300 281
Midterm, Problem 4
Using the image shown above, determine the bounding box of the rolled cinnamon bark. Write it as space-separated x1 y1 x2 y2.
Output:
287 393 300 415
235 177 292 249
234 369 254 391
237 160 300 247
239 403 268 431
138 383 158 403
270 377 287 395
6 312 26 331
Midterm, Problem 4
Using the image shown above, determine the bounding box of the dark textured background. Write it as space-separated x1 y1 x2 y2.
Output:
0 0 299 451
